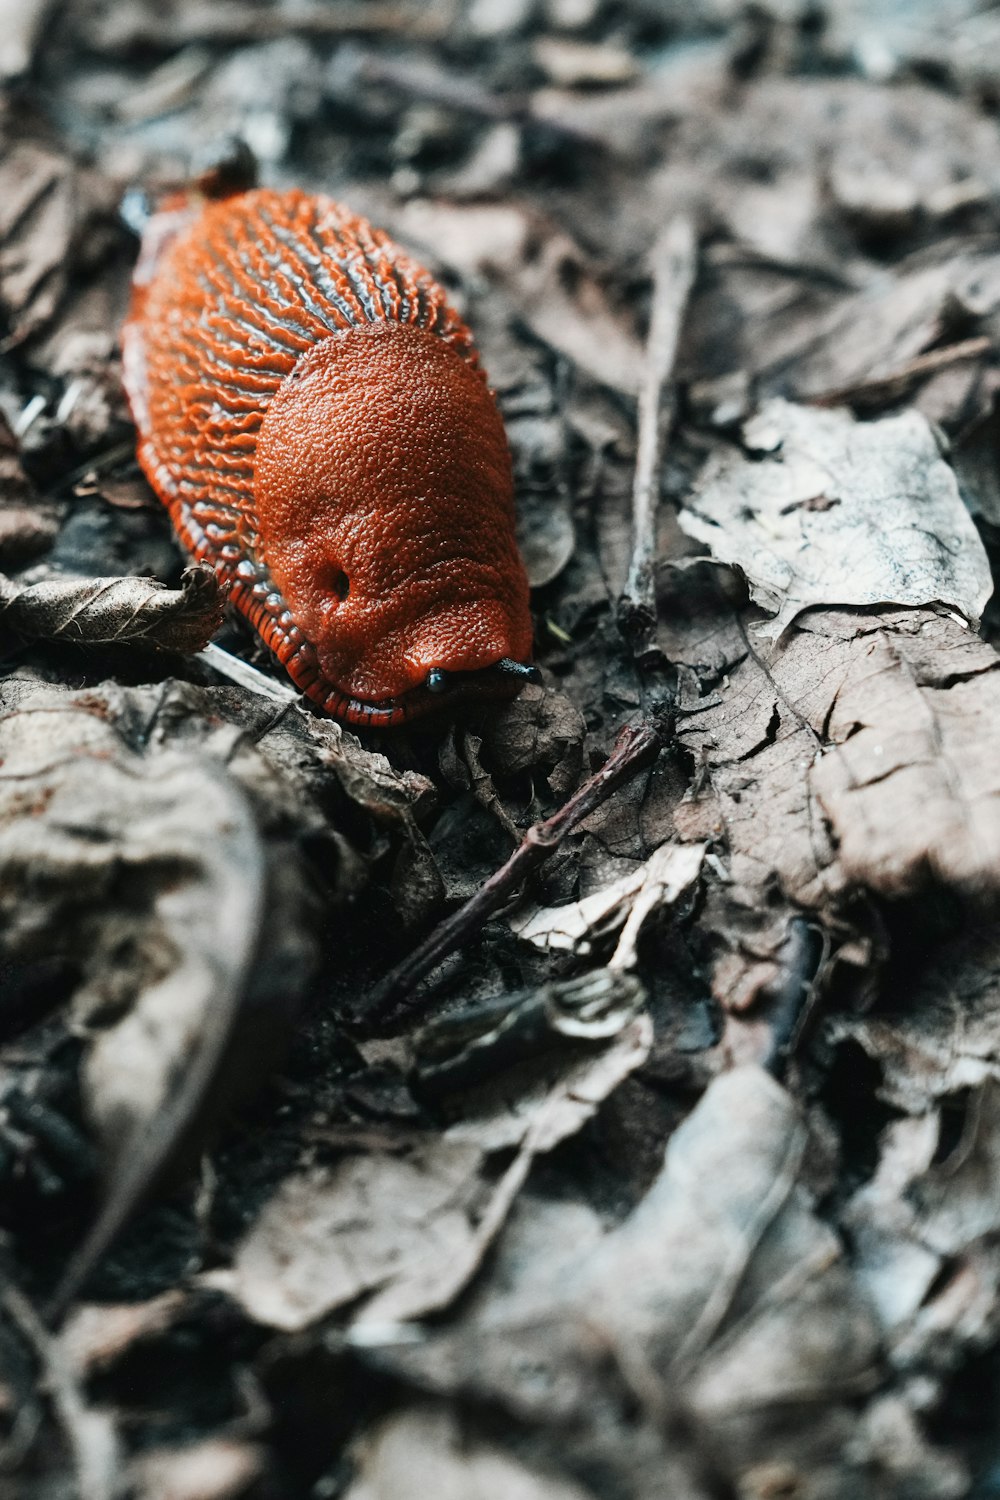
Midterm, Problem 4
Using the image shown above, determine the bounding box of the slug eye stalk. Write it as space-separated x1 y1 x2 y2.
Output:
495 658 542 684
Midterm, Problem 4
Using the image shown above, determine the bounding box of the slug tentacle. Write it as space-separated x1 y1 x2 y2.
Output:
122 187 534 725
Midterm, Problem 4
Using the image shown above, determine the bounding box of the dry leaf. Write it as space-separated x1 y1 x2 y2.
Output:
808 611 1000 897
444 1012 652 1154
372 1069 891 1498
679 401 992 635
511 841 704 963
0 566 223 655
221 1140 487 1333
343 1407 598 1500
0 677 322 1305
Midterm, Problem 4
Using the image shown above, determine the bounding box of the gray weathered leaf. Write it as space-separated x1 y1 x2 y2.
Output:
220 1140 488 1333
371 1069 890 1499
511 842 704 964
678 400 993 634
0 677 317 1309
343 1408 598 1500
0 566 223 655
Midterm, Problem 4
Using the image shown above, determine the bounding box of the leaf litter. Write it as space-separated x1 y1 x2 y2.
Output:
3 2 1000 1497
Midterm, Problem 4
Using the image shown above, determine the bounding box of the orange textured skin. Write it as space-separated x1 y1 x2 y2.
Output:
121 187 533 726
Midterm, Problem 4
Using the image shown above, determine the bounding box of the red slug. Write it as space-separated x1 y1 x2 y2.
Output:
121 184 536 727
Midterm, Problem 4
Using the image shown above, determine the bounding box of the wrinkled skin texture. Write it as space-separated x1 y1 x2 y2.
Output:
256 324 531 703
122 187 533 725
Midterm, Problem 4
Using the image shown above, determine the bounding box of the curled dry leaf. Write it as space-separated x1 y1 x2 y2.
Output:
668 593 1000 1021
0 566 223 655
373 1069 891 1498
805 609 1000 898
757 246 1000 407
413 968 647 1094
0 643 433 1303
511 841 704 964
0 677 319 1307
0 118 120 352
223 997 651 1332
679 400 993 636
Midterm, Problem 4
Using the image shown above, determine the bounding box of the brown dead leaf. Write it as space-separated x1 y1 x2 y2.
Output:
0 566 224 656
667 598 1000 1018
443 1011 652 1155
224 993 651 1332
0 671 442 1309
0 678 316 1310
807 611 1000 898
756 246 1000 405
511 841 704 965
679 401 992 636
371 1069 891 1499
413 968 647 1095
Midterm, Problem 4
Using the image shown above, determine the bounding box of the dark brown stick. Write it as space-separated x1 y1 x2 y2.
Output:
365 721 664 1026
807 335 992 410
618 217 698 646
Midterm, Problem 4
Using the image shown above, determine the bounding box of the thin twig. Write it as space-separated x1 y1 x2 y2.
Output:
197 641 298 703
618 217 698 648
807 335 992 409
2 1287 122 1500
364 721 664 1027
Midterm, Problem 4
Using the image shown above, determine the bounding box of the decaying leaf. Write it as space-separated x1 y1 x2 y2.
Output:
223 996 651 1332
413 968 647 1094
807 610 1000 898
0 566 223 655
511 841 704 963
371 1069 899 1498
220 1139 488 1332
343 1407 598 1500
444 1011 652 1155
667 592 1000 1016
0 678 314 1306
679 401 993 636
0 671 440 1308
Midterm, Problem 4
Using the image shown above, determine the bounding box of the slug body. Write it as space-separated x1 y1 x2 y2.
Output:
122 187 534 726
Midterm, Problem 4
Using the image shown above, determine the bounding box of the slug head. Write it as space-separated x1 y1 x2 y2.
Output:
255 322 533 708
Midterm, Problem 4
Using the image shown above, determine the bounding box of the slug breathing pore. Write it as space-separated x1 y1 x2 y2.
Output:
122 184 536 726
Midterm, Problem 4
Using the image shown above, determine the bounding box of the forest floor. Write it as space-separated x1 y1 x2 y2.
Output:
3 1 1000 1497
